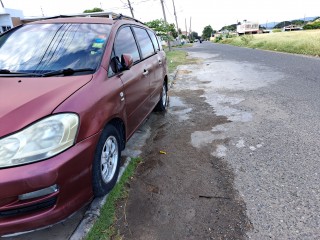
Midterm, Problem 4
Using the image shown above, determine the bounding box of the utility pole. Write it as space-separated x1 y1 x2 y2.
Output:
172 0 179 40
185 18 188 40
127 0 134 18
189 17 192 40
0 0 4 8
160 0 171 51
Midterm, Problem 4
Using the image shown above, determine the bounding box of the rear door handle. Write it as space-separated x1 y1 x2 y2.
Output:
143 69 149 75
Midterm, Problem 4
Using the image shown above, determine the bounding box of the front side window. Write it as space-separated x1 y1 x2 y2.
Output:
133 27 155 59
114 26 140 63
0 23 111 74
109 26 140 75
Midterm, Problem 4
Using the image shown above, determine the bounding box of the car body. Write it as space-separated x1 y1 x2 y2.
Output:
0 16 168 236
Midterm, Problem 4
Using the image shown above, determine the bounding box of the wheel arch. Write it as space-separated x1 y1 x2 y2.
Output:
105 118 126 151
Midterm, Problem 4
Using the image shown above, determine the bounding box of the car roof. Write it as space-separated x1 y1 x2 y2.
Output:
29 17 115 25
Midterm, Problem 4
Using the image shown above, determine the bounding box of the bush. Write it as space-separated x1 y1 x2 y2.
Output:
214 35 223 42
240 35 253 44
303 22 320 30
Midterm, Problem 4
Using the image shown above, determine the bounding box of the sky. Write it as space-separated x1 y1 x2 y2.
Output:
2 0 320 33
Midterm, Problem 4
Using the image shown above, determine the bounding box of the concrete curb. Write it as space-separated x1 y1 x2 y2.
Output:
169 68 179 89
69 157 132 240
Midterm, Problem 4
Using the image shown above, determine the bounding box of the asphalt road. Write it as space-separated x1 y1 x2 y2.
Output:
181 42 320 239
113 42 320 239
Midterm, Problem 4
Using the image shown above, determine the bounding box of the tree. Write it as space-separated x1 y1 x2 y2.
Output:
169 23 178 38
202 25 214 39
145 19 176 40
83 7 103 13
189 31 198 41
273 21 291 29
219 24 237 32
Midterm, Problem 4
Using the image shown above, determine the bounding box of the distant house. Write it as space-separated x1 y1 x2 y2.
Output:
237 21 259 35
282 25 303 31
0 7 23 33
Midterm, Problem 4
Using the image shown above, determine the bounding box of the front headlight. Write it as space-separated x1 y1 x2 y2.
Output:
0 113 79 168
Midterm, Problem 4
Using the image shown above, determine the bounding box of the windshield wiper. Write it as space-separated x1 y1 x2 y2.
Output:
42 68 95 77
0 69 42 77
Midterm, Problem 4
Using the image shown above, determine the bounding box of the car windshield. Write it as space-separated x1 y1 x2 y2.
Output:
0 23 111 74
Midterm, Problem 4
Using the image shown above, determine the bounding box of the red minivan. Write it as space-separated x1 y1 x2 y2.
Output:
0 16 168 235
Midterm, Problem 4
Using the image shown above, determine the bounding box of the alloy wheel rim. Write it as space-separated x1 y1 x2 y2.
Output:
100 136 118 183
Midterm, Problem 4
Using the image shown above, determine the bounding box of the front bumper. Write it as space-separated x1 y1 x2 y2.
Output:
0 133 100 236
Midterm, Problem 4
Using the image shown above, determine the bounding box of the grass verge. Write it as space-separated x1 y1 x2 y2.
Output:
86 157 142 240
166 50 199 73
220 30 320 56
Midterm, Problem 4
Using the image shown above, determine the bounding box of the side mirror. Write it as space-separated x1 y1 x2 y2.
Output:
121 54 133 70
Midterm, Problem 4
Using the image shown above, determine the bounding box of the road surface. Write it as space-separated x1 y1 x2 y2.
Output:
114 42 320 239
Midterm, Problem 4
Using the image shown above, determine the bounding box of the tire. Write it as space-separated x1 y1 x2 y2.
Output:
154 81 168 112
92 124 121 197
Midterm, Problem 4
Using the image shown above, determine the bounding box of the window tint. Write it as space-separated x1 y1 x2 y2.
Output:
133 27 155 59
114 26 140 64
147 29 160 51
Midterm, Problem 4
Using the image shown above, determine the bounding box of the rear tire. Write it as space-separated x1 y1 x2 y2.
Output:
92 125 121 197
155 81 168 112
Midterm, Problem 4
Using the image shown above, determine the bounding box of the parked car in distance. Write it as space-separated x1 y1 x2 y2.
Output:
0 15 168 236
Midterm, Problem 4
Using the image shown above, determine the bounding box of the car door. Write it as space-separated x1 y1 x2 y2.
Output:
146 29 165 107
112 26 149 135
132 26 159 110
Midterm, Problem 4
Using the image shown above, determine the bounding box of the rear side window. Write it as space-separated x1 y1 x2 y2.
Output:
114 26 140 63
147 29 160 52
133 27 155 59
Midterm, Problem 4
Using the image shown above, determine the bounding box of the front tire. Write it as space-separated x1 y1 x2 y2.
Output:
92 125 121 197
155 81 168 112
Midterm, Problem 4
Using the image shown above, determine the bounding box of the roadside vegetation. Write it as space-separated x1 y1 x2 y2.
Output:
218 30 320 56
166 49 199 73
86 157 142 240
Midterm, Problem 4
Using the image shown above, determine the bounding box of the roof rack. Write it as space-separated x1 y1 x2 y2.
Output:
112 13 145 25
22 11 145 25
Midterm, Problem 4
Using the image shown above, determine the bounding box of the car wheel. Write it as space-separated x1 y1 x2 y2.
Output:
155 81 168 112
92 125 121 197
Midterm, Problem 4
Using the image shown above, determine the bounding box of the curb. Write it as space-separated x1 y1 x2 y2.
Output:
69 157 132 240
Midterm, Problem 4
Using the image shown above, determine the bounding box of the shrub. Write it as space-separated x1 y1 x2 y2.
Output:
303 22 320 30
240 35 253 44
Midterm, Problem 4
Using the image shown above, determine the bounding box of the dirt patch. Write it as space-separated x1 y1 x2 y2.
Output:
177 69 193 75
113 87 251 239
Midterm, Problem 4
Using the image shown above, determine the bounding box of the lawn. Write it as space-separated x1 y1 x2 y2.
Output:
220 30 320 56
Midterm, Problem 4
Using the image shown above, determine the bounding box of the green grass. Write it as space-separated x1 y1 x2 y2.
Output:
166 50 199 73
220 30 320 56
86 157 142 240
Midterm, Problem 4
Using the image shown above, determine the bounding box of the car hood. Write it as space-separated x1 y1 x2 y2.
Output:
0 75 93 137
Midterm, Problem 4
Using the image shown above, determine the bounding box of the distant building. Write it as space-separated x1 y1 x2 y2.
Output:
282 25 303 32
237 21 259 35
0 7 23 33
